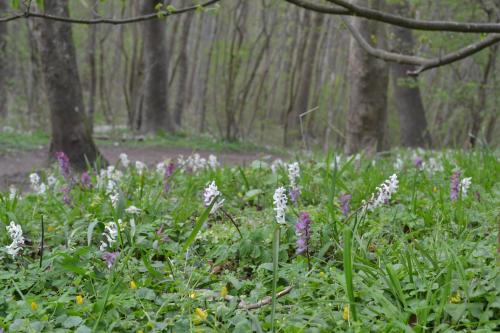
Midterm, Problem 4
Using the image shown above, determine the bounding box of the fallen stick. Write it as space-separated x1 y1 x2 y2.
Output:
196 285 293 310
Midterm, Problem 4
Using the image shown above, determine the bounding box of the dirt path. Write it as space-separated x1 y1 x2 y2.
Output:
0 145 275 190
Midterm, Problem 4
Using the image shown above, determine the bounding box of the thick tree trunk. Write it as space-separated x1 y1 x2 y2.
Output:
345 0 389 155
87 5 98 133
174 12 194 128
38 0 102 169
141 0 173 133
0 0 8 119
389 1 431 148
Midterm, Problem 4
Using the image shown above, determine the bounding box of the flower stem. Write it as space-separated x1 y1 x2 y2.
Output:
271 225 280 332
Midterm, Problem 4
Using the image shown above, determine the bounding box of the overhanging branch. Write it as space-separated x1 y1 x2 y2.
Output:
0 0 220 24
342 17 500 75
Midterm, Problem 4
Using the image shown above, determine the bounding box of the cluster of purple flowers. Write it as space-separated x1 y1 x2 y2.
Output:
102 251 119 269
55 151 70 177
295 212 311 255
338 193 352 216
164 162 175 192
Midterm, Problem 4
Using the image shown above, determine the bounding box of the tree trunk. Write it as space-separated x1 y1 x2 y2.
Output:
141 0 173 133
174 12 194 128
86 2 98 133
345 0 389 155
38 0 102 169
0 0 8 119
389 1 431 148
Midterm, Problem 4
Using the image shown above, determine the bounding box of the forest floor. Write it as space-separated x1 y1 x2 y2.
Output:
0 145 277 190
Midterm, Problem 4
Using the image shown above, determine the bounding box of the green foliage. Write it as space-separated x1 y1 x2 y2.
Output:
0 149 499 332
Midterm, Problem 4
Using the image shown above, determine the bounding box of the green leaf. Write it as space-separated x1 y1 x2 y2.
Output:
182 198 216 252
63 316 83 329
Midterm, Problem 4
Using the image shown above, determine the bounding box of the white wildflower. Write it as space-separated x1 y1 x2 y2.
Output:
109 192 120 208
125 205 142 215
99 222 118 251
47 175 57 188
363 174 399 212
287 162 300 187
273 187 288 224
5 221 24 258
460 177 472 197
208 154 219 169
156 162 166 175
29 173 47 195
394 157 404 171
9 186 18 201
271 159 284 174
135 161 147 175
203 181 224 214
29 173 40 186
119 153 130 168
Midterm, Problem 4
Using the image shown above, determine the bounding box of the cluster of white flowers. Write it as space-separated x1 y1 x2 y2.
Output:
393 157 404 171
156 161 166 175
125 205 142 215
96 166 123 208
99 221 119 251
135 161 147 175
460 177 472 197
363 174 399 212
203 181 224 214
273 187 288 224
9 185 18 201
5 221 24 258
47 175 58 188
287 162 300 187
423 157 443 173
119 153 130 168
29 173 46 195
208 154 219 169
178 154 219 172
270 159 284 174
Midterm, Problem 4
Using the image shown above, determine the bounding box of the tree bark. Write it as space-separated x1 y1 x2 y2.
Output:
141 0 173 133
345 0 389 155
389 0 431 148
38 0 102 169
0 0 8 119
174 12 194 128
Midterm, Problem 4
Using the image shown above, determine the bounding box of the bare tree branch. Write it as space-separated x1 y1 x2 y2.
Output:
0 0 220 24
285 0 349 15
342 17 500 75
326 0 500 33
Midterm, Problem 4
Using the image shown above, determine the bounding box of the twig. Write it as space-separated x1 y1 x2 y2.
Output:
195 285 294 310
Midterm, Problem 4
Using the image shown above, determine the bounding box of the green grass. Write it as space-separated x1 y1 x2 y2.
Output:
0 149 499 332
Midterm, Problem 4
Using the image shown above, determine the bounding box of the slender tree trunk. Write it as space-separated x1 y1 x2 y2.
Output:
345 0 389 155
86 1 99 133
38 0 102 169
141 0 173 133
389 0 431 148
174 12 194 128
0 0 8 119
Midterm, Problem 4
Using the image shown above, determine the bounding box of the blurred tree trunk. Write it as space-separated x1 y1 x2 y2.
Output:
389 1 431 148
0 0 7 119
38 0 102 169
345 0 389 155
470 45 497 147
86 1 99 133
289 12 324 144
174 12 194 129
141 0 173 133
26 19 44 128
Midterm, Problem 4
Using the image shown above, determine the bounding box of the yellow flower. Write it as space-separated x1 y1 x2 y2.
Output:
47 226 55 232
130 280 137 290
137 330 144 333
76 295 84 305
220 286 228 298
450 291 461 304
195 308 208 321
189 292 197 299
31 302 38 311
343 305 349 321
433 187 438 193
319 272 326 279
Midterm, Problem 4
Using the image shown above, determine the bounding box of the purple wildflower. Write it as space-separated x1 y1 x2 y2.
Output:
61 187 72 206
81 172 92 188
156 224 171 242
295 212 311 255
164 162 175 193
450 171 461 201
413 156 423 169
289 187 301 204
102 251 119 269
55 151 70 177
338 194 352 216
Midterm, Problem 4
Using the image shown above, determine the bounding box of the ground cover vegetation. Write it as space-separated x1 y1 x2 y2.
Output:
0 149 498 332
